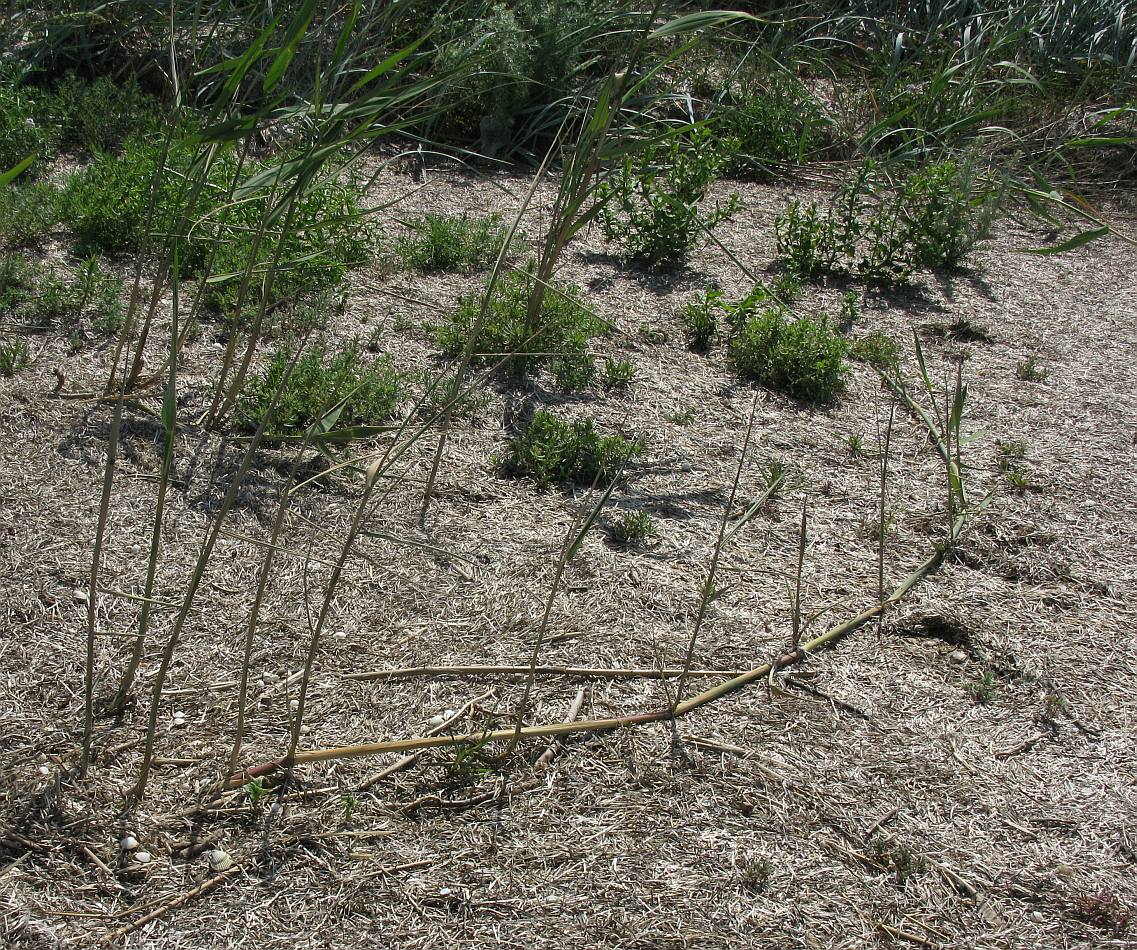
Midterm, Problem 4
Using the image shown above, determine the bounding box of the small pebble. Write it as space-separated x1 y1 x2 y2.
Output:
207 849 234 872
130 544 141 556
428 714 445 728
37 764 50 776
1031 911 1044 923
949 650 967 664
289 699 299 711
73 588 88 604
680 462 694 473
261 671 278 684
119 835 139 851
133 851 153 865
299 725 311 736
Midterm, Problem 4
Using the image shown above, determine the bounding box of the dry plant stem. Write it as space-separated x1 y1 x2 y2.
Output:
232 509 968 784
671 392 759 710
227 426 316 774
537 687 587 768
506 468 624 755
877 398 896 634
343 664 752 682
790 501 808 650
95 865 242 947
132 347 310 800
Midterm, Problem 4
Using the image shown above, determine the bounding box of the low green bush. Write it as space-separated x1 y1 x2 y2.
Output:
396 212 512 272
504 411 641 486
728 304 847 403
235 344 401 436
0 73 52 172
599 127 739 267
775 159 1000 285
435 267 600 382
0 182 63 247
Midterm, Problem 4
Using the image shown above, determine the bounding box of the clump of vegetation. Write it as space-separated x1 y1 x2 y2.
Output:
996 439 1033 493
850 330 901 371
235 344 401 436
0 252 122 336
1016 355 1049 382
41 74 162 154
0 337 30 376
609 510 655 546
681 288 721 352
728 304 848 403
602 357 635 391
872 840 928 887
1071 890 1132 931
717 69 833 175
599 127 740 267
436 267 601 381
739 855 773 893
0 182 64 247
0 71 50 172
775 159 1000 285
396 212 513 272
504 411 641 487
965 669 998 704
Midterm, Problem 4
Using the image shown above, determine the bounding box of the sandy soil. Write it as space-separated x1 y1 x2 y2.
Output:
1 162 1136 948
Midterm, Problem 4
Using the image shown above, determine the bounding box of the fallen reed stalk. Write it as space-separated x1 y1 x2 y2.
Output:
230 508 966 785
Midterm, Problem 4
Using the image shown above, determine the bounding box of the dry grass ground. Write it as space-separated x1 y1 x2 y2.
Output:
1 164 1135 948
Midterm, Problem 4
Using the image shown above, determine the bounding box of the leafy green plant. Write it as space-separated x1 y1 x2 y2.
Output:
850 330 900 370
965 669 998 704
0 182 64 247
436 267 600 379
739 855 773 893
41 74 162 154
775 159 1000 285
872 839 928 887
764 459 790 498
1016 355 1049 382
609 510 655 545
396 212 514 272
666 407 695 426
0 73 51 172
602 357 635 391
235 344 401 437
996 439 1033 493
0 337 30 376
0 252 121 335
504 411 641 487
599 127 740 267
681 288 721 352
847 433 866 458
717 68 832 175
728 305 848 403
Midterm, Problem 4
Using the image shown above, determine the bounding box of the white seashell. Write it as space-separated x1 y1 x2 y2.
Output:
428 714 445 728
133 851 153 864
37 764 50 776
207 849 234 872
119 835 139 850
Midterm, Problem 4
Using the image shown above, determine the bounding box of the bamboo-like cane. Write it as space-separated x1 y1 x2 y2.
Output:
229 510 965 786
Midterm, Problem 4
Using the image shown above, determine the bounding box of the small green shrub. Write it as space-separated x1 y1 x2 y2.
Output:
41 74 161 154
965 670 997 704
396 212 513 272
235 344 401 436
436 267 600 379
850 331 900 371
549 353 596 392
996 439 1033 493
718 69 832 174
775 159 1000 285
1016 355 1049 382
728 305 848 403
0 182 64 247
63 137 188 253
504 411 641 487
681 289 721 352
0 252 121 334
602 357 635 391
0 337 30 376
0 73 52 172
609 510 655 546
600 127 740 267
